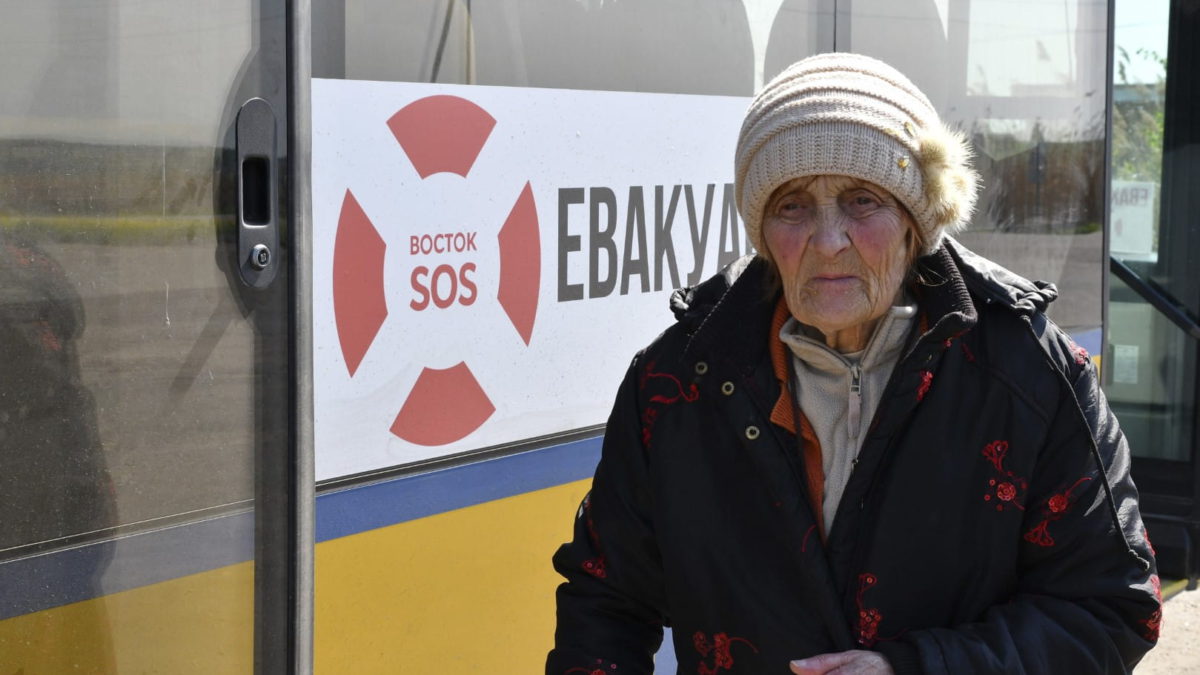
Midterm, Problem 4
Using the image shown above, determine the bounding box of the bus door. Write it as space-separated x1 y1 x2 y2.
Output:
1106 0 1200 588
0 1 309 672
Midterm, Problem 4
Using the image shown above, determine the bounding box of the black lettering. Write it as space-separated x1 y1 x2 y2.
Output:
685 184 715 286
621 187 650 295
716 183 741 270
654 185 682 292
557 188 585 301
589 187 618 299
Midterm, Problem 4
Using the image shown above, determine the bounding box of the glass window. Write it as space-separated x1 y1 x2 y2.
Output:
0 0 288 669
314 0 831 95
0 0 278 554
1106 0 1197 467
846 0 1109 348
764 0 833 83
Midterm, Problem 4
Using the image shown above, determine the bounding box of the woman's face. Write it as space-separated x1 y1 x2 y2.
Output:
763 175 913 352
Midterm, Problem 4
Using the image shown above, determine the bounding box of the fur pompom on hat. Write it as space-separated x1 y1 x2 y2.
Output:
735 52 979 258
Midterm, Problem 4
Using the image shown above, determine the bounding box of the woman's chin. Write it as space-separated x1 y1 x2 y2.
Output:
789 298 875 335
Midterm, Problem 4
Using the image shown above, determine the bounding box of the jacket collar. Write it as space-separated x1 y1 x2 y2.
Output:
679 255 776 373
943 236 1058 316
909 243 978 347
780 299 918 374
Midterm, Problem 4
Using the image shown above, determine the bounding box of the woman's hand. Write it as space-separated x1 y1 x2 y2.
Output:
789 650 894 674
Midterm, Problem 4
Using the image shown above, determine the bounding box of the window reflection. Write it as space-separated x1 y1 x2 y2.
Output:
0 0 263 546
757 0 831 86
963 0 1103 100
1105 0 1193 465
473 0 756 94
318 0 829 96
0 236 116 552
1111 13 1168 262
848 0 1108 343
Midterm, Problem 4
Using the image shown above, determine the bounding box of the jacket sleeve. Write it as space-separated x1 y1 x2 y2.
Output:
879 334 1161 674
547 355 667 675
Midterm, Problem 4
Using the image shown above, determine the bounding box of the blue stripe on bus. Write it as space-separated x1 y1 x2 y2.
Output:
315 435 602 542
0 511 253 621
1072 328 1101 358
0 435 602 621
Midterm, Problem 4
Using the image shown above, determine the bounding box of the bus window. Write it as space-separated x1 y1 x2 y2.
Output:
1105 0 1199 582
0 1 293 670
846 0 1110 352
314 0 825 95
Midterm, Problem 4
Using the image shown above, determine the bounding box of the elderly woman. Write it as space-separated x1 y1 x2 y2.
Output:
548 53 1160 674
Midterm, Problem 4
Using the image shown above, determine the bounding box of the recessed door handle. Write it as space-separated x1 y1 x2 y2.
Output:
236 98 279 288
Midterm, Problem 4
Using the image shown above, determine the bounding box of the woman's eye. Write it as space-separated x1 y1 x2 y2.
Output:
843 192 881 216
774 196 811 222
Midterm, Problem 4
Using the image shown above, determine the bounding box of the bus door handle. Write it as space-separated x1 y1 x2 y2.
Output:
235 97 279 289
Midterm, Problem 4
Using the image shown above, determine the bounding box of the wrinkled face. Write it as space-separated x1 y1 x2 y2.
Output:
763 175 913 350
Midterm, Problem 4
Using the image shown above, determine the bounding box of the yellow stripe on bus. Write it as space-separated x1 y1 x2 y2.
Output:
0 560 252 673
315 478 589 673
0 477 590 673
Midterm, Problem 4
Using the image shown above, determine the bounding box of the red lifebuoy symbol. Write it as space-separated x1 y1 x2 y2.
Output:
332 95 541 446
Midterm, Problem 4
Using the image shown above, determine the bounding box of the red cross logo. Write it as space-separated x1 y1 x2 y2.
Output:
331 95 540 446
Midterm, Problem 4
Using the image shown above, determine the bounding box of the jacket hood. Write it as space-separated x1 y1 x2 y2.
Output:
670 254 759 331
942 236 1058 316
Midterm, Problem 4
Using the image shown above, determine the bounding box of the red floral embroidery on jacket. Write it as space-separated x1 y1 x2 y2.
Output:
852 573 905 648
580 496 607 578
916 371 933 402
1023 477 1093 547
640 361 700 404
639 361 700 447
582 557 606 579
855 573 885 647
565 658 618 674
982 441 1008 472
693 631 758 674
981 441 1028 511
1141 574 1163 641
960 341 976 362
1023 520 1054 546
801 524 817 553
1065 337 1090 365
640 407 658 447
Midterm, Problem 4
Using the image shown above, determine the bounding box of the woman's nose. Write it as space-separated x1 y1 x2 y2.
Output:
809 205 851 256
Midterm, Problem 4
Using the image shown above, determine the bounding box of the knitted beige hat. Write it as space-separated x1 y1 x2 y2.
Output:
735 52 979 258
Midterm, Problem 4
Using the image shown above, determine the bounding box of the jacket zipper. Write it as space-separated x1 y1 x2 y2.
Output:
840 351 926 619
848 365 862 443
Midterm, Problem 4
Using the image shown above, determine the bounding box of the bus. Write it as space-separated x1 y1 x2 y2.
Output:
0 0 1195 671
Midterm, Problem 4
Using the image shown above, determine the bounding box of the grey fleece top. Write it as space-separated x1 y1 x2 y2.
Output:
780 299 918 534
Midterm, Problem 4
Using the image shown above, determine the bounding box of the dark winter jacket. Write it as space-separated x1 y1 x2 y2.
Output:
548 240 1160 674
